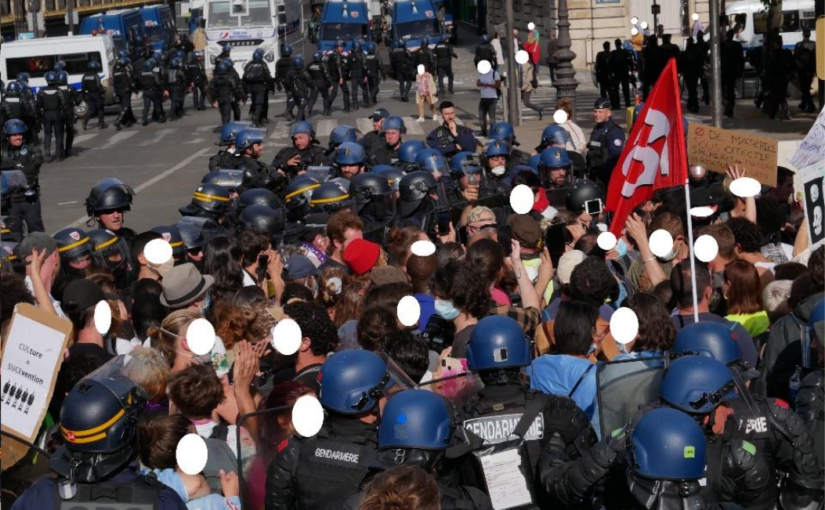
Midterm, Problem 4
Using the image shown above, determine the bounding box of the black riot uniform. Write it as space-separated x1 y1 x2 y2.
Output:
416 42 435 73
140 62 167 125
796 369 824 471
349 45 368 110
390 42 413 101
306 54 332 117
285 58 311 122
1 141 45 234
434 40 458 95
243 54 273 127
166 60 188 120
56 73 80 158
328 48 352 112
364 46 384 106
209 62 243 127
474 38 497 70
209 148 243 171
586 103 624 186
271 132 328 177
112 60 136 130
81 64 106 130
1 85 39 144
274 54 292 93
186 54 208 110
36 79 67 161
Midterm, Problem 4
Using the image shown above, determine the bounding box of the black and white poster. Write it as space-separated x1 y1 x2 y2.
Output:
801 164 825 250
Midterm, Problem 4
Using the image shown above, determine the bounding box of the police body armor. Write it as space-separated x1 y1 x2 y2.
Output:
82 73 101 94
435 42 452 66
40 88 62 112
1 148 41 197
365 54 381 77
308 61 329 85
275 56 292 88
213 73 233 97
245 62 266 84
187 61 206 84
56 473 163 510
391 47 411 76
586 119 617 171
328 52 347 80
140 71 161 92
113 63 132 95
3 96 24 119
796 370 824 471
350 52 365 73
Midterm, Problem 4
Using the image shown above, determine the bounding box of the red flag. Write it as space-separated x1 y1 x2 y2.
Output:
606 59 688 236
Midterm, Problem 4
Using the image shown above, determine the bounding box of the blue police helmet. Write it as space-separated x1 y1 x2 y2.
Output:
673 322 741 366
218 121 249 145
630 408 707 480
366 42 377 54
450 151 482 176
395 41 404 49
382 116 406 134
3 119 28 136
220 46 231 54
539 147 571 169
335 142 366 166
44 71 58 85
88 61 101 71
415 148 448 175
56 70 69 84
481 34 491 43
54 61 66 72
170 57 182 69
352 40 362 52
488 121 515 144
235 128 266 151
253 48 264 61
121 56 131 65
313 51 324 62
485 139 510 158
318 350 388 414
282 44 293 56
541 124 572 147
329 125 357 148
6 81 22 94
660 355 735 415
144 59 156 71
379 390 453 450
422 36 430 46
216 60 232 74
118 50 129 61
174 49 186 60
16 73 29 83
528 153 541 171
335 39 344 48
466 315 532 371
290 120 315 139
398 140 426 164
292 56 304 68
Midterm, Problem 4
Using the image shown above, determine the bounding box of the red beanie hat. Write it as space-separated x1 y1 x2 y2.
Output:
343 238 381 275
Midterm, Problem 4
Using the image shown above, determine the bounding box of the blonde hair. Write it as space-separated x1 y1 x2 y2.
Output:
123 347 171 402
466 206 496 225
763 279 793 324
146 310 203 367
359 466 440 510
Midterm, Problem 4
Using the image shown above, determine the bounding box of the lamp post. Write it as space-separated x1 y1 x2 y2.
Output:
552 0 578 119
505 0 518 125
709 0 723 127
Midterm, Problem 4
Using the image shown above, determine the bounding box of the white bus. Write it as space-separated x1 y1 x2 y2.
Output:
0 35 117 104
203 0 303 77
726 0 816 50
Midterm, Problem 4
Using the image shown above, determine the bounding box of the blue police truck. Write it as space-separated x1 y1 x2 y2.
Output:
140 5 177 52
317 0 372 52
391 0 447 50
78 8 147 62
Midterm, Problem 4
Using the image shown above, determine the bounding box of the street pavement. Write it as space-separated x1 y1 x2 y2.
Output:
39 30 819 235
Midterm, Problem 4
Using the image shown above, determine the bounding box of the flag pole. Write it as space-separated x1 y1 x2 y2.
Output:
684 179 699 322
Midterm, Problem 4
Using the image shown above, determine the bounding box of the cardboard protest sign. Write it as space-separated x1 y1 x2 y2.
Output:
790 108 825 171
800 163 825 251
687 122 778 187
1 304 72 444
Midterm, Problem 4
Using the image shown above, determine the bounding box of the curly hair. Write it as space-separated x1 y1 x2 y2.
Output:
430 259 490 320
357 306 400 351
624 293 676 352
167 363 226 419
283 300 340 356
0 272 34 334
213 301 276 348
137 414 192 469
387 226 424 268
332 279 370 327
568 256 619 305
727 217 763 254
318 266 350 309
359 466 440 510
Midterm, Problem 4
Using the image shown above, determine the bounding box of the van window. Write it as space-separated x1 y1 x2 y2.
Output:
6 52 104 78
320 23 368 40
240 0 272 27
753 11 768 34
780 10 800 33
208 1 237 28
801 9 815 30
395 19 440 40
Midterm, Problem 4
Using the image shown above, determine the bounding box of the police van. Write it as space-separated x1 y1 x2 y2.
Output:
318 0 372 52
725 0 816 49
0 35 117 104
78 8 147 62
391 0 448 50
141 5 178 52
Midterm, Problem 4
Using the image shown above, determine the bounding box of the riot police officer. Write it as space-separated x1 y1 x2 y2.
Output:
236 128 283 194
186 51 208 111
349 41 368 110
265 350 401 510
238 204 286 243
84 178 137 246
390 41 414 102
586 97 625 186
350 172 395 244
238 187 284 218
343 389 494 510
55 71 79 158
2 82 39 144
359 109 388 156
36 71 66 162
167 57 188 120
285 175 321 223
328 40 352 112
178 182 233 226
274 43 294 93
10 357 187 510
112 53 136 130
417 37 435 73
434 37 458 95
369 115 405 166
1 120 44 234
140 59 167 126
209 121 249 171
397 139 427 173
209 60 243 127
373 165 404 196
244 48 273 127
565 179 604 226
397 170 439 230
306 51 332 117
334 141 367 180
286 56 311 121
271 121 328 177
488 121 530 166
483 139 513 186
536 124 574 154
150 224 186 264
538 147 571 192
81 61 107 130
310 181 352 215
364 42 384 106
796 298 824 470
474 34 497 70
53 226 95 298
327 124 359 159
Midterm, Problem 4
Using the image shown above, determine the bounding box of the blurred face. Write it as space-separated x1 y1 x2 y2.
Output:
441 107 456 124
373 118 384 131
593 107 610 124
487 154 507 169
293 134 311 150
340 163 363 179
384 129 401 146
97 210 125 231
251 142 263 157
549 167 567 186
8 134 23 147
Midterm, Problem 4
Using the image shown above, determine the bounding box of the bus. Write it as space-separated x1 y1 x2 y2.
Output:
203 0 303 77
726 0 816 49
141 5 178 52
78 8 147 62
0 35 117 104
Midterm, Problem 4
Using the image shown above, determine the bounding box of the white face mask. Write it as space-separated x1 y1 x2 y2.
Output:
659 241 681 262
491 165 506 176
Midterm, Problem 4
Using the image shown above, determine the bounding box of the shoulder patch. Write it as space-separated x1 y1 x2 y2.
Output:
613 139 622 146
742 440 756 456
774 399 789 410
278 439 289 453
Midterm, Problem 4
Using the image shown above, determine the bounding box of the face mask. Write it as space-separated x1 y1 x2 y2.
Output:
615 238 628 258
659 241 680 262
491 165 506 176
712 271 724 289
434 298 460 320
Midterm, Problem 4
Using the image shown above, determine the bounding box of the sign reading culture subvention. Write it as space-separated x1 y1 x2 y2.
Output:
1 304 72 444
687 122 778 187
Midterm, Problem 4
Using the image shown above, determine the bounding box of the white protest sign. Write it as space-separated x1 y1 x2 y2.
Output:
790 108 825 171
800 163 825 251
1 304 72 443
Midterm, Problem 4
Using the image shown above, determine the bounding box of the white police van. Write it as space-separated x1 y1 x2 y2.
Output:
726 0 816 49
0 35 117 104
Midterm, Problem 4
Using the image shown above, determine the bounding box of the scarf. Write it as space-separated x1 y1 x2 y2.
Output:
532 188 549 213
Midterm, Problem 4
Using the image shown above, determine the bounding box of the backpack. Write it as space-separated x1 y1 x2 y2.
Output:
203 422 240 494
245 62 265 84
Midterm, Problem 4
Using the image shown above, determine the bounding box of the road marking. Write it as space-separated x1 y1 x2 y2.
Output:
269 122 291 140
55 148 211 233
140 128 176 147
356 118 373 136
57 201 78 206
184 138 207 144
316 119 337 138
402 117 424 135
73 133 99 144
97 131 138 149
196 125 217 132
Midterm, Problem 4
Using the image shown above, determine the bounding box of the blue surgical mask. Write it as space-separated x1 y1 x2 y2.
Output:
586 344 597 356
434 298 460 320
616 238 628 258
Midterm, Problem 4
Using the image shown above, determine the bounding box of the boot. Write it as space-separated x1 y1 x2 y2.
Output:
83 120 89 130
99 121 107 129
